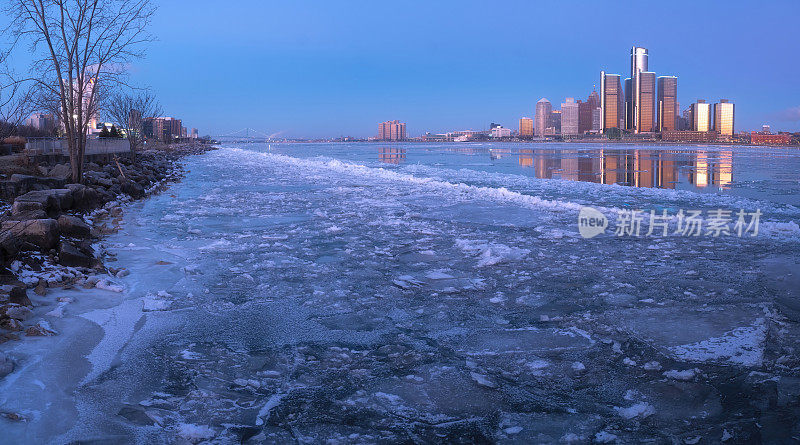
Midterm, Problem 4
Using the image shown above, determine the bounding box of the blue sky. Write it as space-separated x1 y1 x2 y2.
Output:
4 0 800 137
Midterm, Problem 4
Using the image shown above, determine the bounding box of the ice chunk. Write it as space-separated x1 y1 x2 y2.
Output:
615 402 655 419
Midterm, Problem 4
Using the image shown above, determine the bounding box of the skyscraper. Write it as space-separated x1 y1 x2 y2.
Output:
627 46 649 133
713 99 735 136
561 98 579 136
519 117 534 138
691 100 712 132
578 90 600 134
637 72 656 132
657 76 678 132
378 120 407 141
535 98 552 137
600 71 624 132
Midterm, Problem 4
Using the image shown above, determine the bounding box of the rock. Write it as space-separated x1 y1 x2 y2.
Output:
0 219 60 251
5 209 48 221
36 165 48 176
0 352 13 379
9 287 32 306
57 241 93 267
120 179 145 199
2 304 32 321
34 281 47 296
48 163 72 179
66 184 102 209
8 175 67 195
10 200 44 215
0 318 23 332
14 189 73 214
25 320 57 336
57 215 91 238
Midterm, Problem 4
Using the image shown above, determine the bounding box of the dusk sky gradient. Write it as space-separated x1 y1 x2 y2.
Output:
5 0 800 137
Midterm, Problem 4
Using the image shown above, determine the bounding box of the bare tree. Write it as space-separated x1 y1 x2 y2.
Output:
0 54 33 142
4 0 155 183
106 89 160 161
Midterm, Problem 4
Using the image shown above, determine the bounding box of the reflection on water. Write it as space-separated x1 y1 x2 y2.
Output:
517 148 733 190
378 147 407 164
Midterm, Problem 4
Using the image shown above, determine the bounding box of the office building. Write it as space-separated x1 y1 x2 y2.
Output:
713 99 735 136
26 113 57 133
519 117 534 138
636 72 656 132
378 120 407 141
626 46 649 132
547 110 562 135
535 98 552 137
579 90 600 134
600 71 624 132
561 98 579 136
144 117 183 142
691 100 712 132
657 76 678 132
491 126 511 138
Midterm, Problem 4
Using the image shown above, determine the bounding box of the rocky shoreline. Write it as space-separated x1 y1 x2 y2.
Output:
0 142 217 381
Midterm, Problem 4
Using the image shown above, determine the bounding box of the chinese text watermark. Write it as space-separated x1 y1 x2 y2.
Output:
578 207 761 239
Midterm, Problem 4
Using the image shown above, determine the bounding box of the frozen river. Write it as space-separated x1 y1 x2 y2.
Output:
2 142 800 443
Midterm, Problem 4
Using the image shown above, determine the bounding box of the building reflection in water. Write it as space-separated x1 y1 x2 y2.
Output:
378 147 407 164
517 148 733 190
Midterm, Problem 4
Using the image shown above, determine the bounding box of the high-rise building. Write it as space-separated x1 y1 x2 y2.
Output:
143 117 183 142
627 46 649 133
600 72 624 132
26 113 57 133
657 76 678 132
378 120 407 141
591 107 602 133
547 110 561 135
578 90 600 134
713 99 735 136
519 117 534 138
637 72 656 132
535 98 552 137
561 98 579 136
691 100 712 132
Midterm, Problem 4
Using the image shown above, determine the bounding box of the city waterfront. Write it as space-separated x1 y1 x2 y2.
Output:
2 142 798 443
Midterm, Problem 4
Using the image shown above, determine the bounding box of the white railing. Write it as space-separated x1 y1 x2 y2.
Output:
25 137 131 155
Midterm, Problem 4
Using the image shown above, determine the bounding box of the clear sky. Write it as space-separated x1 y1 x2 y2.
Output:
4 0 800 137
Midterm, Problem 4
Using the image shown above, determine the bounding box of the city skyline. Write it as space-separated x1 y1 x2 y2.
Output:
2 0 798 138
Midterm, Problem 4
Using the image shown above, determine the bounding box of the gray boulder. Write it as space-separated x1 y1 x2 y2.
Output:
57 240 93 267
48 163 72 180
66 184 102 209
57 215 91 238
120 179 145 199
15 189 73 214
0 219 60 251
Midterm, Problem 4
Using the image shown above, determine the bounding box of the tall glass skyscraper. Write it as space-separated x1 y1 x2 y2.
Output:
657 76 678 132
534 98 552 137
691 100 712 132
627 46 649 133
713 99 735 136
600 71 624 132
638 72 656 132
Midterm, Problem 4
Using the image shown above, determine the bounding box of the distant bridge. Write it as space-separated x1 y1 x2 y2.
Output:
213 128 282 143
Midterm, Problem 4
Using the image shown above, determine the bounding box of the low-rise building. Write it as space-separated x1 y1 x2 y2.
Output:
662 130 718 142
750 132 792 145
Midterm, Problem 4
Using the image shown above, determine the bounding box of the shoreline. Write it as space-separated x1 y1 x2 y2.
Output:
0 143 218 395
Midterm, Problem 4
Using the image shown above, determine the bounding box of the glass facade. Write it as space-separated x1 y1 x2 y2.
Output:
534 98 552 137
638 72 656 132
601 72 623 131
691 101 712 132
657 76 678 132
519 117 534 137
713 100 735 136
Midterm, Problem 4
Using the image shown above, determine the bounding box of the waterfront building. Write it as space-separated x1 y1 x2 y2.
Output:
578 90 600 134
691 100 712 132
591 107 602 133
519 117 534 138
534 98 552 137
657 76 678 132
561 98 580 136
626 46 649 132
750 132 791 145
491 126 512 138
637 72 656 132
713 99 735 137
144 117 183 142
378 120 407 141
662 130 718 142
547 110 562 136
762 125 771 133
600 71 624 132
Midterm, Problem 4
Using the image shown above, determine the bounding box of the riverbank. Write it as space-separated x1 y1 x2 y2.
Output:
0 142 216 382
